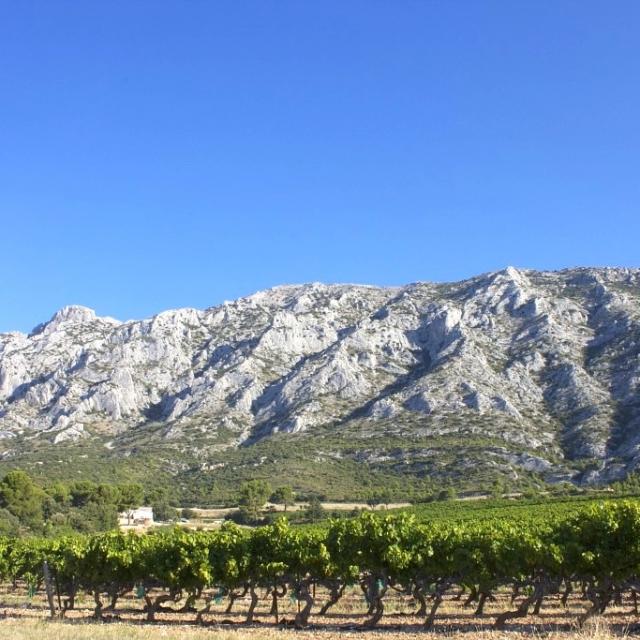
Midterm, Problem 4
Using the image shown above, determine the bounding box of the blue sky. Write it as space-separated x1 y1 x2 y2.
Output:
1 1 638 332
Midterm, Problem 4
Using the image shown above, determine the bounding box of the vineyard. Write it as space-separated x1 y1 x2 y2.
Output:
1 500 640 633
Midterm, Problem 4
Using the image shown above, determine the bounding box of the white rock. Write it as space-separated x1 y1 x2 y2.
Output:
0 267 638 484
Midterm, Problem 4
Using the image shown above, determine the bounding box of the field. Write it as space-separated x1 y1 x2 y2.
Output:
4 495 640 639
403 492 626 523
121 501 413 533
126 492 627 533
0 585 637 639
6 624 604 640
0 621 634 640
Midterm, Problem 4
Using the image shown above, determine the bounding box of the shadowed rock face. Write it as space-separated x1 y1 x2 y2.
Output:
1 267 639 485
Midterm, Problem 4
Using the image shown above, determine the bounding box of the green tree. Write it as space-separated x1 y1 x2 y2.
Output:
144 486 170 506
437 487 456 502
304 495 325 523
69 502 118 533
46 482 71 505
153 502 177 522
238 480 272 523
0 507 21 536
366 490 391 510
116 483 144 512
0 470 46 530
70 481 124 508
94 484 120 505
70 480 100 507
490 479 506 500
271 486 295 512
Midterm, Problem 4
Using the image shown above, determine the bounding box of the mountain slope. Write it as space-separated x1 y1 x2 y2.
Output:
1 267 639 497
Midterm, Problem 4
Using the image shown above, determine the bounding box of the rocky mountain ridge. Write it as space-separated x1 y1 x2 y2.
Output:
1 266 639 489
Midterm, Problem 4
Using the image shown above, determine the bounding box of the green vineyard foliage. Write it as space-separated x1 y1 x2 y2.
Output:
2 499 640 628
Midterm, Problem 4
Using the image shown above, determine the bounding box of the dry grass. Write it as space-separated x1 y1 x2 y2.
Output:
0 617 631 640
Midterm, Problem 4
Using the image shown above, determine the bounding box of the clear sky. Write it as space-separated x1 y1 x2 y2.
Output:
1 1 638 333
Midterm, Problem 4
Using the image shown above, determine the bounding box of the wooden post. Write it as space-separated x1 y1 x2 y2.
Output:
273 586 279 624
53 569 62 611
42 561 57 618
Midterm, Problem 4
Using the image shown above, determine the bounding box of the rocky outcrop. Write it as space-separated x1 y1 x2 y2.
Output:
1 267 639 485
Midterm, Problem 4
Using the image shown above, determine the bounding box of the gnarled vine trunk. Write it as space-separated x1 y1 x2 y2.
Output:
464 585 478 607
294 580 314 628
93 591 104 619
319 581 345 615
364 576 388 628
176 589 200 613
561 580 572 607
494 580 545 629
226 585 249 613
424 581 450 629
144 590 176 621
270 584 286 622
475 591 489 616
245 585 259 623
578 580 613 627
413 584 427 617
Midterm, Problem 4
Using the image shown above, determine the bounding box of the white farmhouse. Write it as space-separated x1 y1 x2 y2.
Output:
118 506 154 526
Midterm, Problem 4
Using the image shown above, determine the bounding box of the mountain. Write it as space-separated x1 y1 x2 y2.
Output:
1 267 639 499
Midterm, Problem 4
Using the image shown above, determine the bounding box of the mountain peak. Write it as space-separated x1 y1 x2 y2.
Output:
29 305 119 337
51 305 97 323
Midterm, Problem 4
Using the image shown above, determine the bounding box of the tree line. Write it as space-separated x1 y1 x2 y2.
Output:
0 470 150 536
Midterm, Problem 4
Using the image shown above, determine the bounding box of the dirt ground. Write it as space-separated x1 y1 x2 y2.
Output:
0 618 630 640
0 585 639 639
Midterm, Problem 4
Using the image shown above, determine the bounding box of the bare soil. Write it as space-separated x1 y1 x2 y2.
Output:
0 584 638 639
